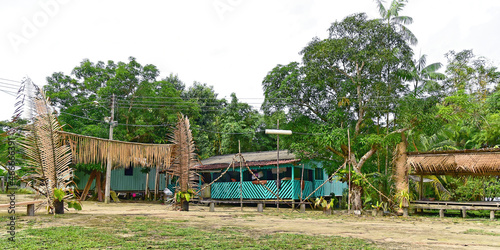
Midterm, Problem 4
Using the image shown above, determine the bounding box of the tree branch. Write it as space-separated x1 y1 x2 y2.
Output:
326 146 345 158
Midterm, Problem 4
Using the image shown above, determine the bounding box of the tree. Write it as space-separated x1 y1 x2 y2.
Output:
263 13 414 210
375 0 417 45
410 54 445 96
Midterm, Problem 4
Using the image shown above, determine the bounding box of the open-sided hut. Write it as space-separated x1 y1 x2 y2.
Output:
407 148 500 218
195 150 346 201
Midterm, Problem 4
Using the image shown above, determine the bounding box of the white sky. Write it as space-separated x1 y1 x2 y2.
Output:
1 0 499 121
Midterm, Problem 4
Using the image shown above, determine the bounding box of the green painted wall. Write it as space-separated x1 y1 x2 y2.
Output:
74 167 166 192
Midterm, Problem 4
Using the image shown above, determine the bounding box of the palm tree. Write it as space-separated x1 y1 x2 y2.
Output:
411 54 446 96
375 0 418 45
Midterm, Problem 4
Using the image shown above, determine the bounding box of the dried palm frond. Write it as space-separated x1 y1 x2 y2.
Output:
59 131 174 170
19 90 73 213
170 114 199 192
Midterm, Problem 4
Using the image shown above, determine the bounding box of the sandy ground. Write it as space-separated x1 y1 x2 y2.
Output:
3 195 500 249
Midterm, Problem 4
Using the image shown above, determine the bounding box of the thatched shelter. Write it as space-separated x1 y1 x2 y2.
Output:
407 148 500 176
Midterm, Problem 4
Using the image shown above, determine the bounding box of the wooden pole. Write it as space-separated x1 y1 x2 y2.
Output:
300 163 305 203
145 172 150 199
104 94 115 204
80 170 96 201
154 167 159 200
277 119 280 211
419 174 424 200
239 140 243 212
347 129 351 213
96 171 103 202
291 164 295 208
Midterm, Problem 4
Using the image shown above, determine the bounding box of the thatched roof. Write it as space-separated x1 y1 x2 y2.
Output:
196 150 299 171
408 148 500 176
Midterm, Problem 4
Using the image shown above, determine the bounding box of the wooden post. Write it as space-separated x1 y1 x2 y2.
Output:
300 164 305 203
96 171 103 202
80 170 97 201
490 210 495 220
154 167 159 200
300 203 306 213
291 164 295 209
27 204 35 216
239 140 243 212
462 207 467 218
419 174 423 200
104 94 115 204
145 172 150 199
257 203 264 212
209 202 215 212
276 120 280 211
439 209 444 218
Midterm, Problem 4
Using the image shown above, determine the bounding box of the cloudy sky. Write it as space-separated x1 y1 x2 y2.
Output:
1 0 499 121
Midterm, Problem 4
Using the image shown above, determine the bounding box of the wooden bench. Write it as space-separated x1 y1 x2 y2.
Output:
0 200 44 216
411 200 500 220
200 200 312 212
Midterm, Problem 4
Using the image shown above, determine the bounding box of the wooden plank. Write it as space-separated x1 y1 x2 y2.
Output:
80 170 97 201
412 204 500 211
96 171 103 202
0 200 43 207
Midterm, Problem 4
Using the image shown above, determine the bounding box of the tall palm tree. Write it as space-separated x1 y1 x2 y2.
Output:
375 0 418 45
411 54 446 96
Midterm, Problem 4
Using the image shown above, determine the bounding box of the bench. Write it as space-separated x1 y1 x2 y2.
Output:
411 200 500 220
200 200 312 213
0 200 44 216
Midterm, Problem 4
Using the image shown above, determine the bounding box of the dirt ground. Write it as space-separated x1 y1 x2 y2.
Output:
3 195 500 249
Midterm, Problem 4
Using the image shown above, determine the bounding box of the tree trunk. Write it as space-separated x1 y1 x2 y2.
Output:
351 184 363 211
54 200 64 214
394 133 409 214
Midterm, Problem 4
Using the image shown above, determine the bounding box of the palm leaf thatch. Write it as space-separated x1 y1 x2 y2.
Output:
170 114 199 192
408 149 500 176
19 91 73 213
59 131 173 170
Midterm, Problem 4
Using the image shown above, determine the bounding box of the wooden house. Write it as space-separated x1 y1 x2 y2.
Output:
195 150 346 201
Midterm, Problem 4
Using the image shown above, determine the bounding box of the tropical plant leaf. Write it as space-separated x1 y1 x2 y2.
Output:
19 89 75 213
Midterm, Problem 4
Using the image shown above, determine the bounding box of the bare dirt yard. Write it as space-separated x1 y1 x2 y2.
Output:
2 195 500 249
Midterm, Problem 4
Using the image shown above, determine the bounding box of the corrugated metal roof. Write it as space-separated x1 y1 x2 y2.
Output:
196 150 298 170
201 150 296 165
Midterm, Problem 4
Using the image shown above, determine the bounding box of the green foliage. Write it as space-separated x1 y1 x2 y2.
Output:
447 177 500 202
53 188 65 202
68 200 83 210
175 189 196 203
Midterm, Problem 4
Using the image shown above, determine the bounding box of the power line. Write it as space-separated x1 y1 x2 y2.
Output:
0 78 21 83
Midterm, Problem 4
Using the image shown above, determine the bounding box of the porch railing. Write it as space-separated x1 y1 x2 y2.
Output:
211 180 315 200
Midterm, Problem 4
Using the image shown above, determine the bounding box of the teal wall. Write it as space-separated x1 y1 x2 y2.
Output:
74 167 166 192
208 160 347 199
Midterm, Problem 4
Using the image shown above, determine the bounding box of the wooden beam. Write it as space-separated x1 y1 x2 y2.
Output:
96 171 103 202
80 170 97 201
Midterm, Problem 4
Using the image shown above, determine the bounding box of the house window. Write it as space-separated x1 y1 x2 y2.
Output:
125 167 133 176
315 168 324 180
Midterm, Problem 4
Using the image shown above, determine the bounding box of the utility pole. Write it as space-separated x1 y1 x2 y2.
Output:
104 94 115 204
277 120 280 211
265 125 292 212
239 140 243 212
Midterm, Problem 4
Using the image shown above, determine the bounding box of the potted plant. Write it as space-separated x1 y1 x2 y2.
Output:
53 188 82 214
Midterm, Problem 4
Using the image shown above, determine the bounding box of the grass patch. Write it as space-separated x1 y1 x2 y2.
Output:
463 229 500 236
0 216 378 249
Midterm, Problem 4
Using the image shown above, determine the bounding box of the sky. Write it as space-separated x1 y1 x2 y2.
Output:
1 0 500 121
